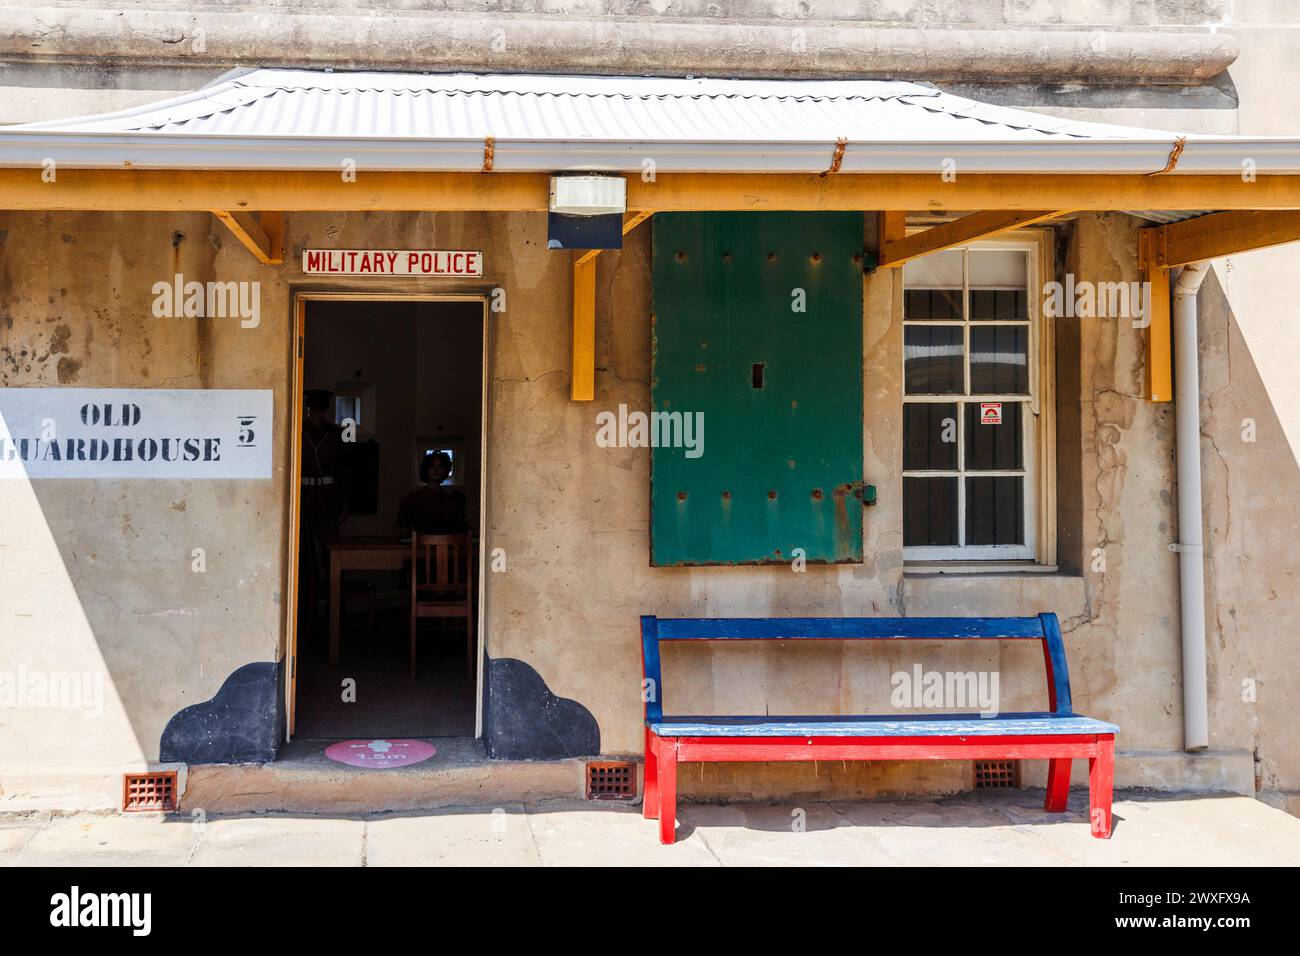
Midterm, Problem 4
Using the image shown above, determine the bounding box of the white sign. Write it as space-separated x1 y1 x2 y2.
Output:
0 389 273 479
302 249 483 277
980 402 1003 426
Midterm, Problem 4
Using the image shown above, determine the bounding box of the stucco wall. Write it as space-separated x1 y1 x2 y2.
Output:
0 212 292 807
1 204 1295 809
484 210 1255 799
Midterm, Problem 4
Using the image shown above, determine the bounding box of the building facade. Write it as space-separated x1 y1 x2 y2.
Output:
1 1 1299 816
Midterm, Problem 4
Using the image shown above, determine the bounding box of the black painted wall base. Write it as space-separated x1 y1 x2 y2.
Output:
160 660 283 765
160 655 596 765
484 657 601 760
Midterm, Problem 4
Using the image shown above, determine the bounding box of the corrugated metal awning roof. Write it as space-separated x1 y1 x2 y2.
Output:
1126 210 1214 225
15 70 1171 141
3 68 1299 175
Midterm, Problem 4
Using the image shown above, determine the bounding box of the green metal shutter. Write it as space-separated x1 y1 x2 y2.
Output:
651 212 865 566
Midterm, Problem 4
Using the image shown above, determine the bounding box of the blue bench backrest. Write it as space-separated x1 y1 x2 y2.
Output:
639 614 1072 723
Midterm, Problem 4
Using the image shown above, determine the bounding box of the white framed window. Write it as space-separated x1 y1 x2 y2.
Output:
901 238 1050 563
334 394 361 428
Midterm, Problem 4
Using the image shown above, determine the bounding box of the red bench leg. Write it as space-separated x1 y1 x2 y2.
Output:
1044 757 1071 812
658 738 678 845
643 728 660 820
1089 736 1115 839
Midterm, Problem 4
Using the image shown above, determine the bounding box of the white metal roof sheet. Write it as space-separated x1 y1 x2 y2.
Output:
15 69 1170 141
3 68 1297 175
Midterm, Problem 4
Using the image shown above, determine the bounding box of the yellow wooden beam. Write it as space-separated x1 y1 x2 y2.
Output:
1139 211 1300 401
626 175 1300 213
8 170 1300 212
879 210 1066 268
211 210 282 264
571 254 597 402
1149 210 1300 267
623 209 654 235
643 175 1300 212
573 211 655 267
1139 229 1173 403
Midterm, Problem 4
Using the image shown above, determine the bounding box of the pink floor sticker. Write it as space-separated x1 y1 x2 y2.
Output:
324 739 437 769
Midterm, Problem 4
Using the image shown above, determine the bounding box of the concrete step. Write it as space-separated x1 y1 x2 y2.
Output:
179 737 588 815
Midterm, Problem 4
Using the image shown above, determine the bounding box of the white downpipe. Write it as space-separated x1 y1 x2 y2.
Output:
1173 262 1210 752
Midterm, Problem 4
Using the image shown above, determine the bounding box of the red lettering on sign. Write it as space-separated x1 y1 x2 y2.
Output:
304 250 483 275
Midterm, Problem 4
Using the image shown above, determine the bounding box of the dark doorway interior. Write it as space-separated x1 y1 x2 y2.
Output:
295 298 483 739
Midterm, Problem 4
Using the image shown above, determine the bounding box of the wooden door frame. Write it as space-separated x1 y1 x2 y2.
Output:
285 291 492 741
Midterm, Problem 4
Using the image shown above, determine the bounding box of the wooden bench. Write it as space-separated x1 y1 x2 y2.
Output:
639 614 1118 845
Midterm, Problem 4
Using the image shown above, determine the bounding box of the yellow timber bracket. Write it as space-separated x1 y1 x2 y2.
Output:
571 210 654 401
211 210 283 265
1139 210 1300 402
877 209 1068 268
1145 210 1300 269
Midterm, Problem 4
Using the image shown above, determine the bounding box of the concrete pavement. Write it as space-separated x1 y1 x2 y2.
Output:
3 790 1298 866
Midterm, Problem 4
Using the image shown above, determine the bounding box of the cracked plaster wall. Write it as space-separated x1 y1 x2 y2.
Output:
0 208 1295 808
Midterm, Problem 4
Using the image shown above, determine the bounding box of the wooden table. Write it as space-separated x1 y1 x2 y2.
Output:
327 536 409 666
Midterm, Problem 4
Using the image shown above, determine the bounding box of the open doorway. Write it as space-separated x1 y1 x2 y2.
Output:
287 295 487 741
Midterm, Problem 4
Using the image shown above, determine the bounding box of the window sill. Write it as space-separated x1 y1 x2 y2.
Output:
901 563 1087 620
903 560 1063 576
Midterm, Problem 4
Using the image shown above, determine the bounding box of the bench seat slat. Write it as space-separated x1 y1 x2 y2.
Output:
649 713 1119 737
654 617 1047 641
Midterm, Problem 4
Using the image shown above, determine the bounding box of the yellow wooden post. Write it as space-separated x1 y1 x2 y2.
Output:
571 254 597 401
261 211 284 262
1139 229 1172 402
568 212 653 401
878 210 906 250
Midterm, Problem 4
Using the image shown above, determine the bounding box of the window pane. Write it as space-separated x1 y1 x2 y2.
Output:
964 401 1023 470
968 249 1027 287
969 288 1027 322
904 288 961 320
904 402 958 470
903 249 962 287
904 325 964 394
965 476 1024 545
969 249 1028 322
904 476 958 546
970 324 1029 393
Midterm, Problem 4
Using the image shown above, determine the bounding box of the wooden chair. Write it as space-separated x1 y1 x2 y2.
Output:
409 533 474 680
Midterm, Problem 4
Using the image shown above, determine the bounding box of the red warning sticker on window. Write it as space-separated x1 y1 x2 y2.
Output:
980 402 1003 425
